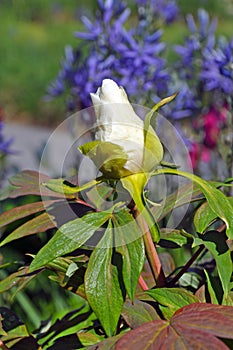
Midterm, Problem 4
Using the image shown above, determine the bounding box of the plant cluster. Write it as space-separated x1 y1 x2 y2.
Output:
0 82 233 349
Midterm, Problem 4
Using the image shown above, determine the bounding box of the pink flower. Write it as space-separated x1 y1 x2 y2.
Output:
189 141 200 169
202 106 227 149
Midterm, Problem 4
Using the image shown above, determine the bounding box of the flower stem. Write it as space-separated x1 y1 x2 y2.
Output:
168 245 205 287
134 207 166 287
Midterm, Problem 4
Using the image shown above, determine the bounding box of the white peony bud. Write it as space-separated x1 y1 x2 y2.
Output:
90 79 145 174
80 79 164 178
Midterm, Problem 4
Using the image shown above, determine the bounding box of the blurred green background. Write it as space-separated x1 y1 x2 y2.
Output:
0 0 232 126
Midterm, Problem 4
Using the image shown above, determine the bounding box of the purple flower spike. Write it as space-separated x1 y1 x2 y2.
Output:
47 0 171 110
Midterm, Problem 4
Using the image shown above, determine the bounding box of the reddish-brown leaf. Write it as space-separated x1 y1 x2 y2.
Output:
3 170 75 199
122 300 160 329
0 200 61 229
116 303 233 350
115 320 168 350
172 303 233 338
0 212 55 246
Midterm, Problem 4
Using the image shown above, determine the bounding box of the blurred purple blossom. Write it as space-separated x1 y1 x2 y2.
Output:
0 123 12 155
201 38 233 95
136 0 179 24
0 111 13 156
47 0 172 112
0 111 14 185
171 9 232 169
174 9 217 76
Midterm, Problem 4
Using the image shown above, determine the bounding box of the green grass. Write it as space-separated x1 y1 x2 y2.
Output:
178 0 232 18
0 0 86 125
0 0 232 125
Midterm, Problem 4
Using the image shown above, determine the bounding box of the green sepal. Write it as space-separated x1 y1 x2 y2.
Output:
79 141 129 179
143 127 164 172
142 93 177 172
145 93 178 126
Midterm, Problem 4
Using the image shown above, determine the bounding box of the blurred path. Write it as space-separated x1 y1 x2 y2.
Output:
4 122 72 177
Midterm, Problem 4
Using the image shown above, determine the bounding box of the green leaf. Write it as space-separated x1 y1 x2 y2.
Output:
43 178 102 195
193 231 232 300
194 198 233 233
152 182 203 221
0 317 7 336
122 300 160 329
194 202 219 233
65 262 79 278
159 228 193 248
0 267 29 293
113 209 145 300
87 334 124 350
121 173 160 243
0 212 55 247
151 180 231 222
156 169 233 239
30 210 111 271
45 255 88 274
86 183 115 208
147 288 199 319
85 221 124 336
160 160 179 169
0 324 33 348
204 270 219 305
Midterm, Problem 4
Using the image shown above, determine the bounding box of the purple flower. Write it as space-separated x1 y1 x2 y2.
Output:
201 39 233 95
47 0 171 110
163 83 198 120
0 122 13 156
174 9 217 72
152 0 179 24
172 8 233 115
136 0 179 24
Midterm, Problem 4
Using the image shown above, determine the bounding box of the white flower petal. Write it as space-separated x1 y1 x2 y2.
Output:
90 79 163 175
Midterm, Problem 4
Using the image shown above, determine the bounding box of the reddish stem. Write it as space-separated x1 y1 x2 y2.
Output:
168 245 205 287
0 341 10 350
138 275 149 291
134 207 166 287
